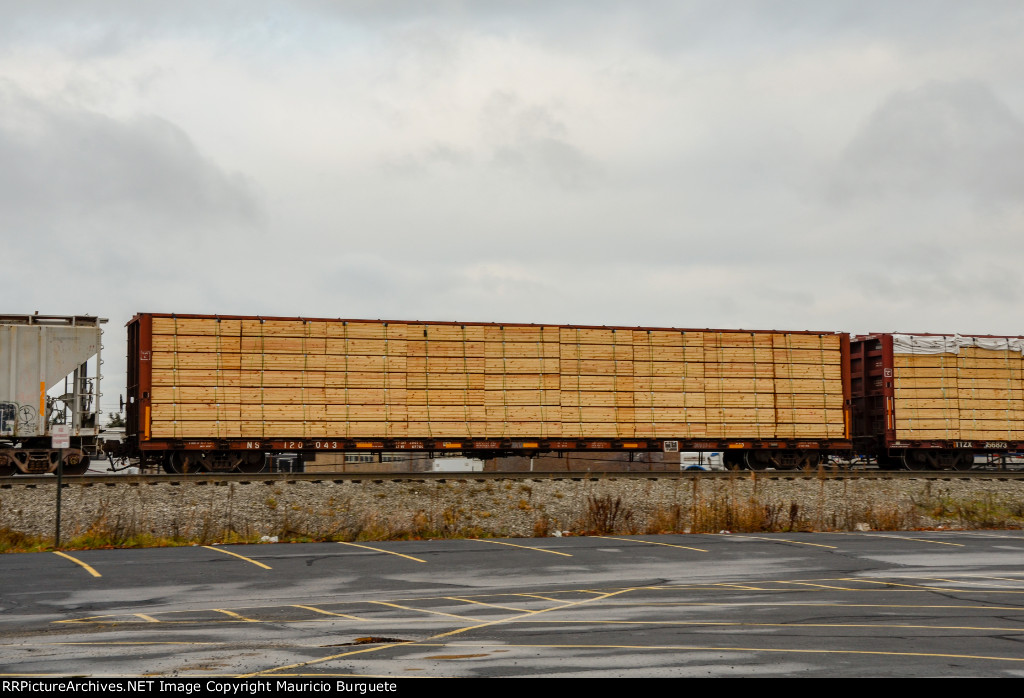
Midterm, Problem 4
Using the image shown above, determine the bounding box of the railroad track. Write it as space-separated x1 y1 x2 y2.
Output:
3 469 1024 488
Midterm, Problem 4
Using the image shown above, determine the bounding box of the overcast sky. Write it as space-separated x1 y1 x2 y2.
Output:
3 1 1023 406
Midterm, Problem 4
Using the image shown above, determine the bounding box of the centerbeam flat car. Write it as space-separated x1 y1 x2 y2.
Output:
126 313 852 472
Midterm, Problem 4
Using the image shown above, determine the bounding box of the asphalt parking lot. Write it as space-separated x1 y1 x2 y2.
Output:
2 530 1024 677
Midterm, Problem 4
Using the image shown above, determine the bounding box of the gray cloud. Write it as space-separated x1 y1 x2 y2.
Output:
830 80 1024 206
0 87 258 237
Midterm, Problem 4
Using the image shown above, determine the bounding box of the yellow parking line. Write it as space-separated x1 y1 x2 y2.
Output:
239 642 417 677
972 576 1024 584
846 579 955 591
471 538 573 557
213 609 259 622
337 542 426 563
445 597 530 612
596 536 708 552
774 581 859 591
367 601 482 622
858 534 964 547
511 593 565 603
725 535 837 549
52 551 101 578
291 605 366 620
908 576 1022 589
202 546 272 569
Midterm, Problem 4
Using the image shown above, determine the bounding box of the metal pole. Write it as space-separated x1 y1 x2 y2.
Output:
55 452 63 549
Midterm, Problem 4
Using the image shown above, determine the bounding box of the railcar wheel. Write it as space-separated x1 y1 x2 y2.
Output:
166 451 205 474
723 451 745 471
901 451 929 470
0 464 15 476
235 452 266 473
61 450 90 475
951 452 974 471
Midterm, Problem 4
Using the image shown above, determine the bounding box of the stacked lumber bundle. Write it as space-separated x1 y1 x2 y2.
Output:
147 316 845 441
893 343 1024 440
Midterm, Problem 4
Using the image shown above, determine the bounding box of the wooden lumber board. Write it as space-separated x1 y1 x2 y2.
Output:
153 387 414 405
484 358 561 373
631 346 705 362
893 377 960 389
892 406 960 419
478 374 560 390
558 391 640 407
629 362 697 377
631 362 706 378
326 323 409 339
406 357 485 373
892 429 959 439
958 398 1024 410
560 359 635 376
403 341 559 358
152 353 412 372
558 328 618 345
408 325 486 342
484 342 561 358
568 392 704 407
956 409 1024 421
152 405 241 421
148 421 437 439
405 406 487 421
957 429 1024 439
891 387 961 399
481 326 560 342
894 367 965 379
957 368 1024 379
959 346 1024 359
151 423 244 438
630 393 702 407
949 378 1022 389
701 348 776 363
631 424 710 437
151 386 242 403
152 335 242 353
771 424 844 437
152 317 243 336
404 422 561 438
322 339 406 355
770 334 841 350
404 389 483 405
891 398 961 411
629 377 706 392
894 419 962 430
631 331 697 346
407 374 487 390
896 366 1023 379
560 344 636 361
697 332 773 348
773 394 844 409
